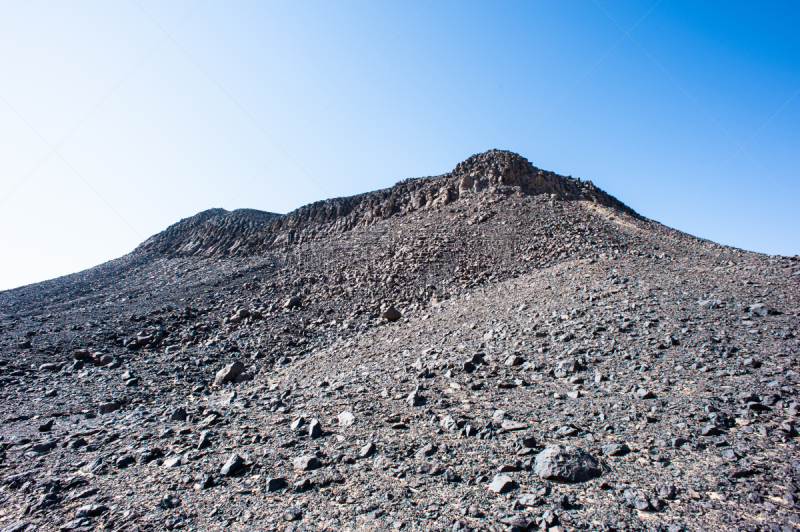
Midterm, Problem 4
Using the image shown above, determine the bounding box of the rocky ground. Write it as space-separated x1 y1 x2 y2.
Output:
0 151 798 532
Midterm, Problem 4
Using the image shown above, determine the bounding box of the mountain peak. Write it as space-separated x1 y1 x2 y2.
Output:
452 149 536 180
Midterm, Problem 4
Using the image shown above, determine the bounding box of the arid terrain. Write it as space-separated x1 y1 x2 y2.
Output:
1 150 798 532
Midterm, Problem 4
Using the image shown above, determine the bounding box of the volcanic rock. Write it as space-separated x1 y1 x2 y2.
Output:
534 445 602 482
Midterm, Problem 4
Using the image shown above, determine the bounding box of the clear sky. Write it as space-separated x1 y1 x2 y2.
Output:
1 1 798 291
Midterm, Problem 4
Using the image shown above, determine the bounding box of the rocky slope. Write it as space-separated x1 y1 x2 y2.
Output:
0 150 798 532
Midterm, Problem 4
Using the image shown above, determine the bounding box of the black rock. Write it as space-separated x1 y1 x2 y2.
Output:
199 473 214 489
266 477 286 491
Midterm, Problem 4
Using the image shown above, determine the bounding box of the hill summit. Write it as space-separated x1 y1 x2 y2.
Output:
137 150 632 258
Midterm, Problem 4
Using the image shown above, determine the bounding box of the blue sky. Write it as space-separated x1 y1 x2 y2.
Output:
1 0 798 290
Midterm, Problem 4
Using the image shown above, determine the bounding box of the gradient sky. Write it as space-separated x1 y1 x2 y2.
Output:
1 0 798 290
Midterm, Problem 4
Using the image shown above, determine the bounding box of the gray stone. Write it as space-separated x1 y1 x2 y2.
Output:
198 473 214 489
214 362 245 386
517 493 540 506
415 442 437 459
505 354 524 366
163 456 182 468
308 418 323 439
292 454 321 471
283 507 303 521
31 440 56 453
501 420 527 431
440 415 458 431
624 488 652 511
407 387 424 407
359 442 376 458
284 296 302 309
637 389 656 399
116 454 135 468
602 443 630 456
197 430 212 449
338 411 355 427
159 494 181 509
489 474 516 494
534 445 601 482
373 454 393 470
700 425 721 436
749 303 771 316
698 299 721 309
220 453 244 476
444 467 460 482
500 515 529 528
74 504 107 518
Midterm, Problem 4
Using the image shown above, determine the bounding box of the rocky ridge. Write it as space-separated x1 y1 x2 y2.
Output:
137 151 634 257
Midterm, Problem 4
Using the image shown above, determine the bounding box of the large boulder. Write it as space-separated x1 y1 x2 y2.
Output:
534 445 601 482
214 362 245 386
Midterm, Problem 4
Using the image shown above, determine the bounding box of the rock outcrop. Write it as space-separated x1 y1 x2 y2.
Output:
136 150 634 258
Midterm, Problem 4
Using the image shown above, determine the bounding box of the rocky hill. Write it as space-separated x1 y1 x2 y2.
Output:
136 150 636 257
0 150 798 532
